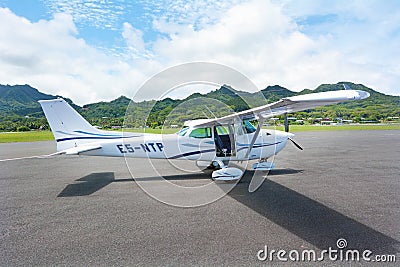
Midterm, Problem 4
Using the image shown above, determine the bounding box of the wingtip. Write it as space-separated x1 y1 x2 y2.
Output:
356 90 370 100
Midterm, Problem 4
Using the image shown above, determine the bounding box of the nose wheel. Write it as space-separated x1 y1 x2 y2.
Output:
252 161 275 171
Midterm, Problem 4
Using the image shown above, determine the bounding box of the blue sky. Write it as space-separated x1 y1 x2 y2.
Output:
1 1 155 52
0 0 399 104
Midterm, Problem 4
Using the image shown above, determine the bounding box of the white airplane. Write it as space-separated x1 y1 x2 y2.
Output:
39 88 370 181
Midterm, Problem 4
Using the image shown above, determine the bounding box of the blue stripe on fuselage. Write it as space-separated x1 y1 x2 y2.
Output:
236 141 283 152
56 135 137 142
168 149 215 159
73 130 126 137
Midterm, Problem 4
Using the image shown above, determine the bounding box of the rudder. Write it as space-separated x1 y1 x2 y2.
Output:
39 98 101 151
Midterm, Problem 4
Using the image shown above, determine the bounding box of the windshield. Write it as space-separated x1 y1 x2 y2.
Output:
189 127 212 138
176 127 189 136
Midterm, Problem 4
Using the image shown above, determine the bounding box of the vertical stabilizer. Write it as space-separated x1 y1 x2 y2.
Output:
39 98 102 151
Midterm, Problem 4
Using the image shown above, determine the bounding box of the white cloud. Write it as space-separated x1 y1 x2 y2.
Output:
122 22 153 59
0 7 150 105
149 0 400 95
0 0 399 106
141 0 245 30
40 0 131 30
149 0 333 90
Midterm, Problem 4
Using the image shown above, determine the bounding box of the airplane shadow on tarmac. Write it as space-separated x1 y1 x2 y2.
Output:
58 170 400 255
57 171 211 197
229 170 400 255
57 172 133 197
57 168 297 197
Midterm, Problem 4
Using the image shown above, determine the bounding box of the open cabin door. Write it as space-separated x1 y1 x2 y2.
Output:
234 120 256 160
213 124 236 158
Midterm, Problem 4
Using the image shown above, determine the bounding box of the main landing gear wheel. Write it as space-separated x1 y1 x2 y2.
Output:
211 160 243 181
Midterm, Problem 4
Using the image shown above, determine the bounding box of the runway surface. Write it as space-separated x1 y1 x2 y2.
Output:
1 130 399 266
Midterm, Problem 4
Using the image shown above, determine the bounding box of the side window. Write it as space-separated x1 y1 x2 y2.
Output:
215 125 229 135
189 127 212 138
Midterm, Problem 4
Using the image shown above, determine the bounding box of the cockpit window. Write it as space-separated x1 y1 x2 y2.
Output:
243 120 257 134
177 127 189 136
189 127 212 138
215 125 229 135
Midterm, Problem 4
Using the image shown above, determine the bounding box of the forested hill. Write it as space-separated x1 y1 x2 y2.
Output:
0 82 399 131
0 84 77 118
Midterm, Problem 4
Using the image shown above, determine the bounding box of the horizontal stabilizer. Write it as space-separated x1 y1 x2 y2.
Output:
59 144 102 155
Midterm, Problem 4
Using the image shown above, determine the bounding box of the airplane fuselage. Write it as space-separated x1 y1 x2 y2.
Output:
80 129 292 162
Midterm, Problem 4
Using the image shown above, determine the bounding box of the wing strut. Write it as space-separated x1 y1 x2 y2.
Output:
284 113 289 132
245 116 266 159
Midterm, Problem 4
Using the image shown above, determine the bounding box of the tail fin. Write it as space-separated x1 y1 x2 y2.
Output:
39 98 103 151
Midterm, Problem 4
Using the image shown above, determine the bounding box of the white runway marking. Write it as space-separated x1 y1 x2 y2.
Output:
0 152 60 162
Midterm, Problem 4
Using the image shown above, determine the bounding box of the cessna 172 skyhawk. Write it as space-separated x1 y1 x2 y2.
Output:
39 87 369 181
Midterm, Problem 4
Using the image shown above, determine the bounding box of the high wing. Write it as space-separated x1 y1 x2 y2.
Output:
189 89 370 127
188 89 370 160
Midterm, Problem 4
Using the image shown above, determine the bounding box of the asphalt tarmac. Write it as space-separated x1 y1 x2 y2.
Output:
1 130 399 266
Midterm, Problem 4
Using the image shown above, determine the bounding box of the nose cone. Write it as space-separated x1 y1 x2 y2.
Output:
273 130 293 154
286 132 295 139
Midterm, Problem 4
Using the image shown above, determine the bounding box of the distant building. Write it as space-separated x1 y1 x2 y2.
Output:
387 116 399 120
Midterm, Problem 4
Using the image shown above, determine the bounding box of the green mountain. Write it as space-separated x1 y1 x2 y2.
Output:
0 82 399 131
262 85 296 101
0 84 77 118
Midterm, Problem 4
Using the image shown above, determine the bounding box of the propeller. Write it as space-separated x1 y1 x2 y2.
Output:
283 113 303 150
288 138 303 150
